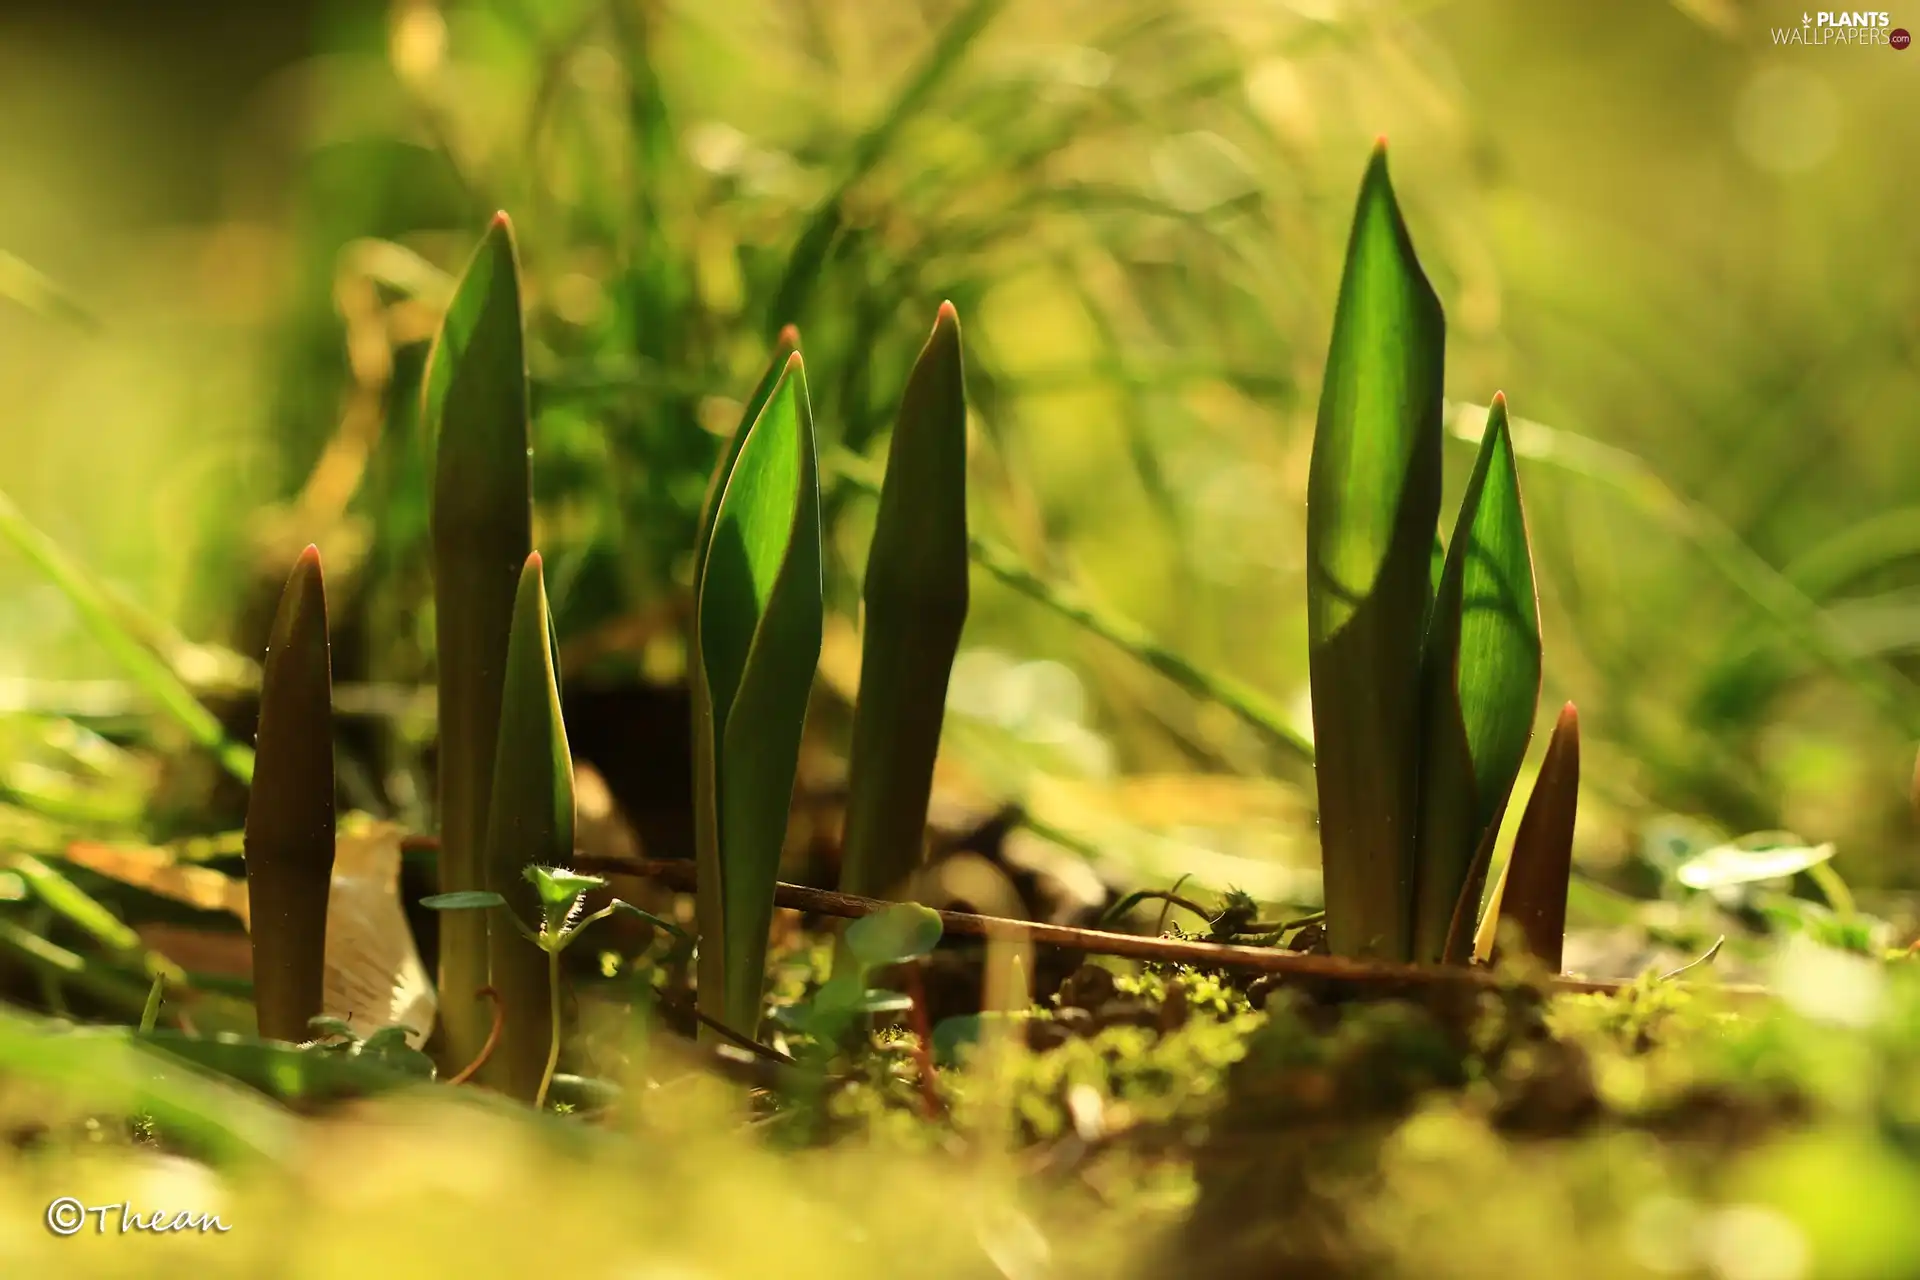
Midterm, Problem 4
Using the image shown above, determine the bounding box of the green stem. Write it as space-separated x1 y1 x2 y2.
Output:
535 946 561 1112
139 974 165 1034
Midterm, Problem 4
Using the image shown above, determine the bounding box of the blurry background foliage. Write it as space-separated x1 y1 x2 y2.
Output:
1 0 1918 903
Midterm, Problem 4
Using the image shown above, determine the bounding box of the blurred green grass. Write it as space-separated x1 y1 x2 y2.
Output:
1 0 1917 896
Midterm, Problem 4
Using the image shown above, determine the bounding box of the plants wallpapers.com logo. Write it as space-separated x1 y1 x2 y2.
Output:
1772 11 1912 46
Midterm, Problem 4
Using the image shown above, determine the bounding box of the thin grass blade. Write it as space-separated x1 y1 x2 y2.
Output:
1305 142 1445 962
763 0 1009 334
0 249 97 329
838 303 970 903
0 1008 295 1166
243 546 337 1042
10 853 186 989
481 553 576 1100
1413 394 1543 963
0 916 187 1027
426 213 534 1072
0 489 253 782
697 355 824 1036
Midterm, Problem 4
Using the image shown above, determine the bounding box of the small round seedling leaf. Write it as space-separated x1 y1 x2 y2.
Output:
1675 831 1836 891
420 891 508 911
357 1026 412 1054
306 1015 356 1041
811 974 866 1020
355 1026 436 1079
845 902 944 969
525 865 606 910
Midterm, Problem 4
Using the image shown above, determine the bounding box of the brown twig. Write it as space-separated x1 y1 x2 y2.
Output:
446 986 503 1085
399 837 1769 1001
581 856 1770 998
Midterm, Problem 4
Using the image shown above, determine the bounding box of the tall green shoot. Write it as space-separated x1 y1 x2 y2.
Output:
425 213 534 1072
837 303 971 904
242 546 336 1043
693 356 824 1037
1304 142 1445 963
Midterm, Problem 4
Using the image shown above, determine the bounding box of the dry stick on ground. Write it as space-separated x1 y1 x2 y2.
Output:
571 855 1768 1001
398 836 1765 1000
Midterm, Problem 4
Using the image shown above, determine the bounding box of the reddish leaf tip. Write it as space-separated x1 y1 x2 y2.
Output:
783 350 805 375
1557 701 1578 723
490 210 513 229
526 550 543 571
936 300 959 323
1373 133 1389 152
776 323 801 348
1491 390 1507 407
296 544 322 568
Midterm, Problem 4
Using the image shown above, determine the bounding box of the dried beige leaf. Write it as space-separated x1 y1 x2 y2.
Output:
63 815 435 1047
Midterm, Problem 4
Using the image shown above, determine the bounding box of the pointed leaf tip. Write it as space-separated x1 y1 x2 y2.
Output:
526 550 543 571
490 210 512 229
777 323 801 348
936 300 959 324
1412 388 1540 963
1374 133 1389 152
296 544 322 569
1491 390 1507 408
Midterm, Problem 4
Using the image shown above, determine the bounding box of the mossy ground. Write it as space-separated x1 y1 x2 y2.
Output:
6 928 1920 1279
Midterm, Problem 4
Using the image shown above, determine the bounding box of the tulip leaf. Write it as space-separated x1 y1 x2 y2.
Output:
426 212 534 1075
1414 394 1543 963
839 303 971 903
694 326 803 589
483 553 576 1100
1491 702 1581 971
243 546 336 1044
1305 142 1445 962
696 354 824 1037
690 329 802 1043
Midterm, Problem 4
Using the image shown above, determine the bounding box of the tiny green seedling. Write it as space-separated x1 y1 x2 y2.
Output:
304 1017 438 1080
772 902 942 1050
422 866 686 1109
